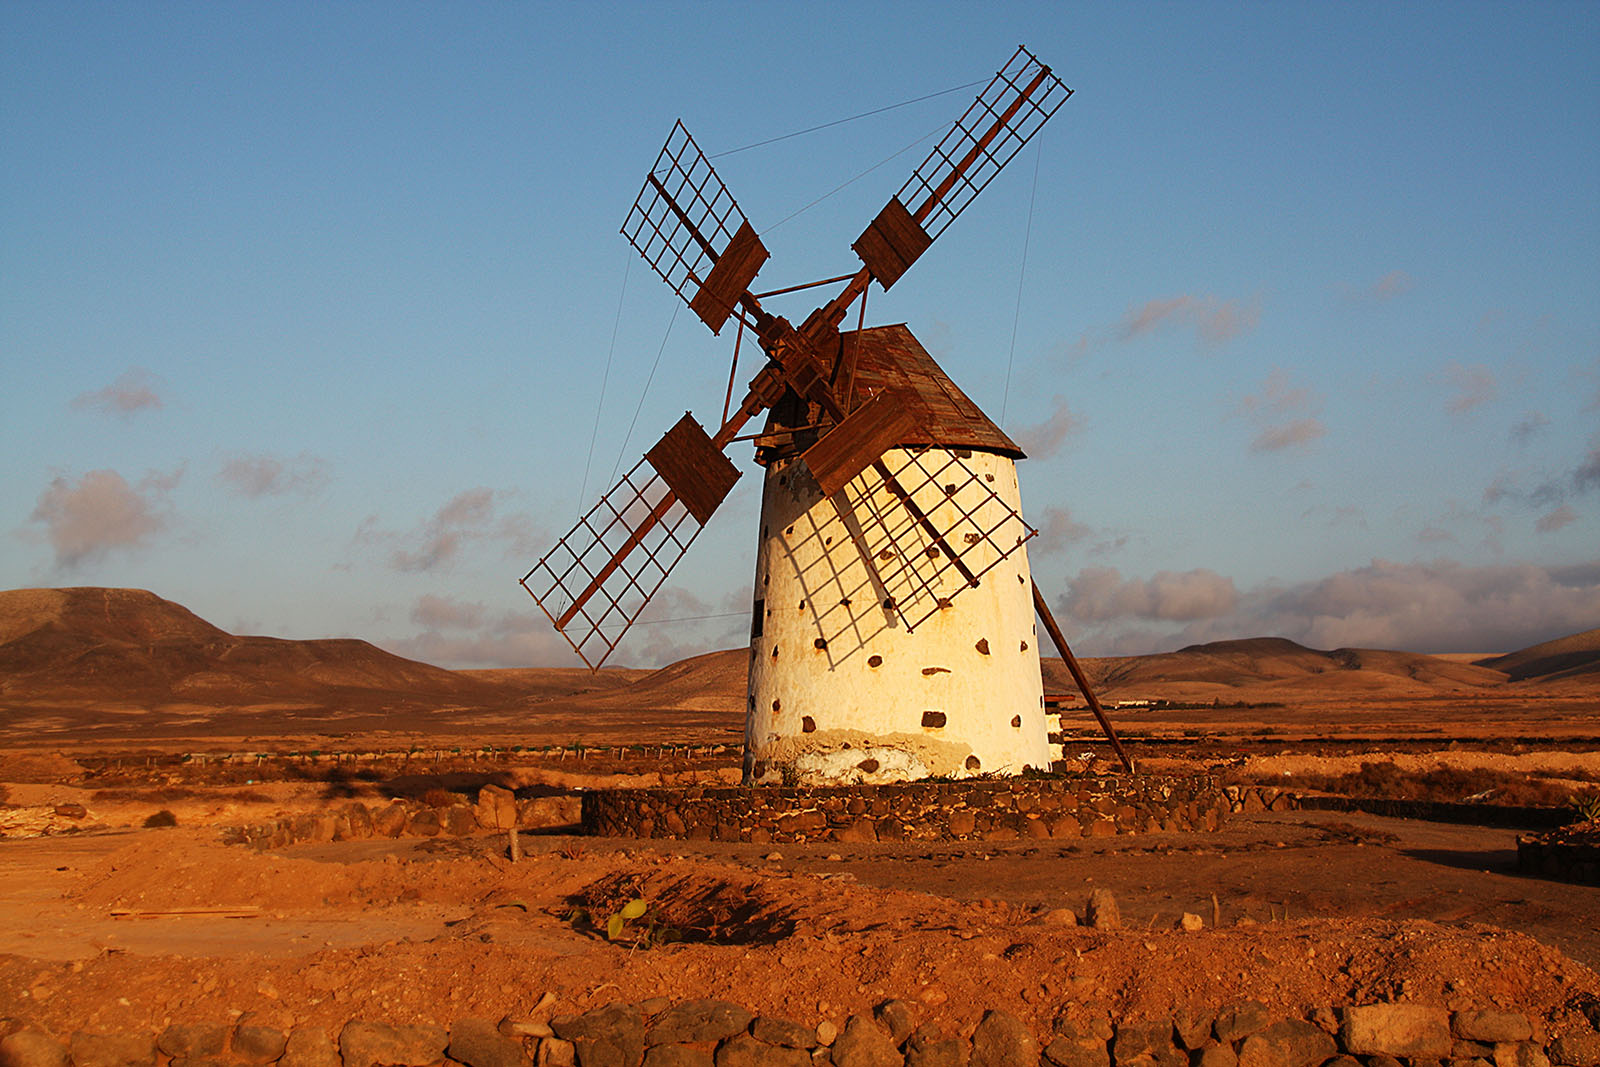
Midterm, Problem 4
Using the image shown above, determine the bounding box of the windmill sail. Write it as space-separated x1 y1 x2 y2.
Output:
854 45 1070 289
621 121 768 334
521 415 738 670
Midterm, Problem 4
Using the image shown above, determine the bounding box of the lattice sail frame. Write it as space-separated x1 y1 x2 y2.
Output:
896 45 1071 243
621 120 754 313
837 446 1036 631
520 460 705 670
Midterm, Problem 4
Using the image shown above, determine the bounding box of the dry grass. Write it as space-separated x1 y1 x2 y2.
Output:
1276 760 1600 808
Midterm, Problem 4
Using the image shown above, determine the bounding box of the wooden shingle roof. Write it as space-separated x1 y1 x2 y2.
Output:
758 323 1023 462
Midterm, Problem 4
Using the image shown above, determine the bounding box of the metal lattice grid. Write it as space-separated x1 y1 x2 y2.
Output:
897 45 1071 242
837 447 1036 631
521 459 705 670
621 120 752 307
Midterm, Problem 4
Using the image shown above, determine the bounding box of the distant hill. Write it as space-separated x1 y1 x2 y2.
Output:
0 587 508 705
1040 636 1511 702
1476 627 1600 686
3 587 1594 743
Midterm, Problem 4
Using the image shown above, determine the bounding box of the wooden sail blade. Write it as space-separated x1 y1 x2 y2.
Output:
645 413 741 525
851 196 933 291
799 389 919 498
856 45 1070 287
834 446 1036 631
621 121 765 333
520 459 707 670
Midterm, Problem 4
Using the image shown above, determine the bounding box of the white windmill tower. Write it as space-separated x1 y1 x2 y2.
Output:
522 47 1130 786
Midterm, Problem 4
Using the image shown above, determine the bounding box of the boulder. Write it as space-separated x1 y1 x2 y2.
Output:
373 804 408 837
1455 1014 1534 1044
232 1025 289 1065
474 785 518 830
1494 1043 1551 1067
1550 1033 1600 1067
447 1019 528 1067
905 1022 967 1067
1194 1045 1237 1067
828 1016 899 1067
550 1004 644 1067
874 1001 916 1047
158 1025 228 1060
281 1030 341 1067
68 1033 157 1067
0 1030 69 1067
1339 1005 1452 1058
641 1046 713 1067
1236 1020 1336 1067
646 1000 753 1045
337 1021 448 1067
1214 1004 1273 1044
518 796 581 830
748 1018 813 1050
1084 889 1120 930
710 1034 809 1067
971 1010 1038 1067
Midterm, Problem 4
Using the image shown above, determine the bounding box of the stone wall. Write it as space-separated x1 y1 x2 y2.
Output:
220 787 578 850
4 997 1596 1067
581 775 1229 844
1518 829 1600 885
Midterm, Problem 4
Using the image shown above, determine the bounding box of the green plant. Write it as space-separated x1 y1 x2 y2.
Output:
603 897 681 948
1568 792 1600 823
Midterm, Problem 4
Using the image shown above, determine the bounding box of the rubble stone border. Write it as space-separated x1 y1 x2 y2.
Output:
4 996 1597 1067
220 787 576 850
580 775 1238 843
1518 831 1600 886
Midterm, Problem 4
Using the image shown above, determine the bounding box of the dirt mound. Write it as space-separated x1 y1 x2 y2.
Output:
1479 627 1600 684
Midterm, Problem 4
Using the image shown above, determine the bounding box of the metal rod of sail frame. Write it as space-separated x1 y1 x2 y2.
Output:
1031 580 1134 773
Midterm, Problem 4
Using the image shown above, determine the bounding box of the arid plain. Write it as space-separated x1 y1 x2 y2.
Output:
2 586 1598 1050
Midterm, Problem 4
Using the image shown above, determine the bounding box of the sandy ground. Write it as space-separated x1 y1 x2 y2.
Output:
2 808 1598 1043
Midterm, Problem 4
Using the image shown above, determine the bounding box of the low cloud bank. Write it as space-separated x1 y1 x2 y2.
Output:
1059 558 1600 656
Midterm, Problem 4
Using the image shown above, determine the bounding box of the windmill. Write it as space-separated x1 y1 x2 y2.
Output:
522 46 1130 784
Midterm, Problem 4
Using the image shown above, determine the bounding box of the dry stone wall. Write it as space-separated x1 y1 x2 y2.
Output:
581 775 1230 843
220 788 578 850
3 997 1595 1067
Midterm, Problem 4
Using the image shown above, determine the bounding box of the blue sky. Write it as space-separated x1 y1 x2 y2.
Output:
4 2 1598 666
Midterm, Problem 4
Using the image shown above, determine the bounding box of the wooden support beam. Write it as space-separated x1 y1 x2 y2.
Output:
1031 581 1133 773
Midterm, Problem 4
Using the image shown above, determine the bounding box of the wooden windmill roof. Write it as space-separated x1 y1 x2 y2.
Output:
759 323 1024 462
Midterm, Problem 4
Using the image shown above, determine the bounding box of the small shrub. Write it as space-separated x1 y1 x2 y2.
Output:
143 809 178 828
422 788 458 809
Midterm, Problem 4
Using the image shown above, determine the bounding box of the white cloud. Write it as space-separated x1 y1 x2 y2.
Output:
1033 506 1093 552
1339 269 1413 303
1535 506 1576 533
1064 566 1238 622
217 452 329 498
29 468 178 568
1236 370 1326 453
1439 361 1497 414
1012 397 1085 460
1061 558 1600 655
1118 293 1260 347
361 489 543 573
71 368 162 417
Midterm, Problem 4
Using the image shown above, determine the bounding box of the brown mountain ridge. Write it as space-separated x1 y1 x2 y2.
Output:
1 587 1595 742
